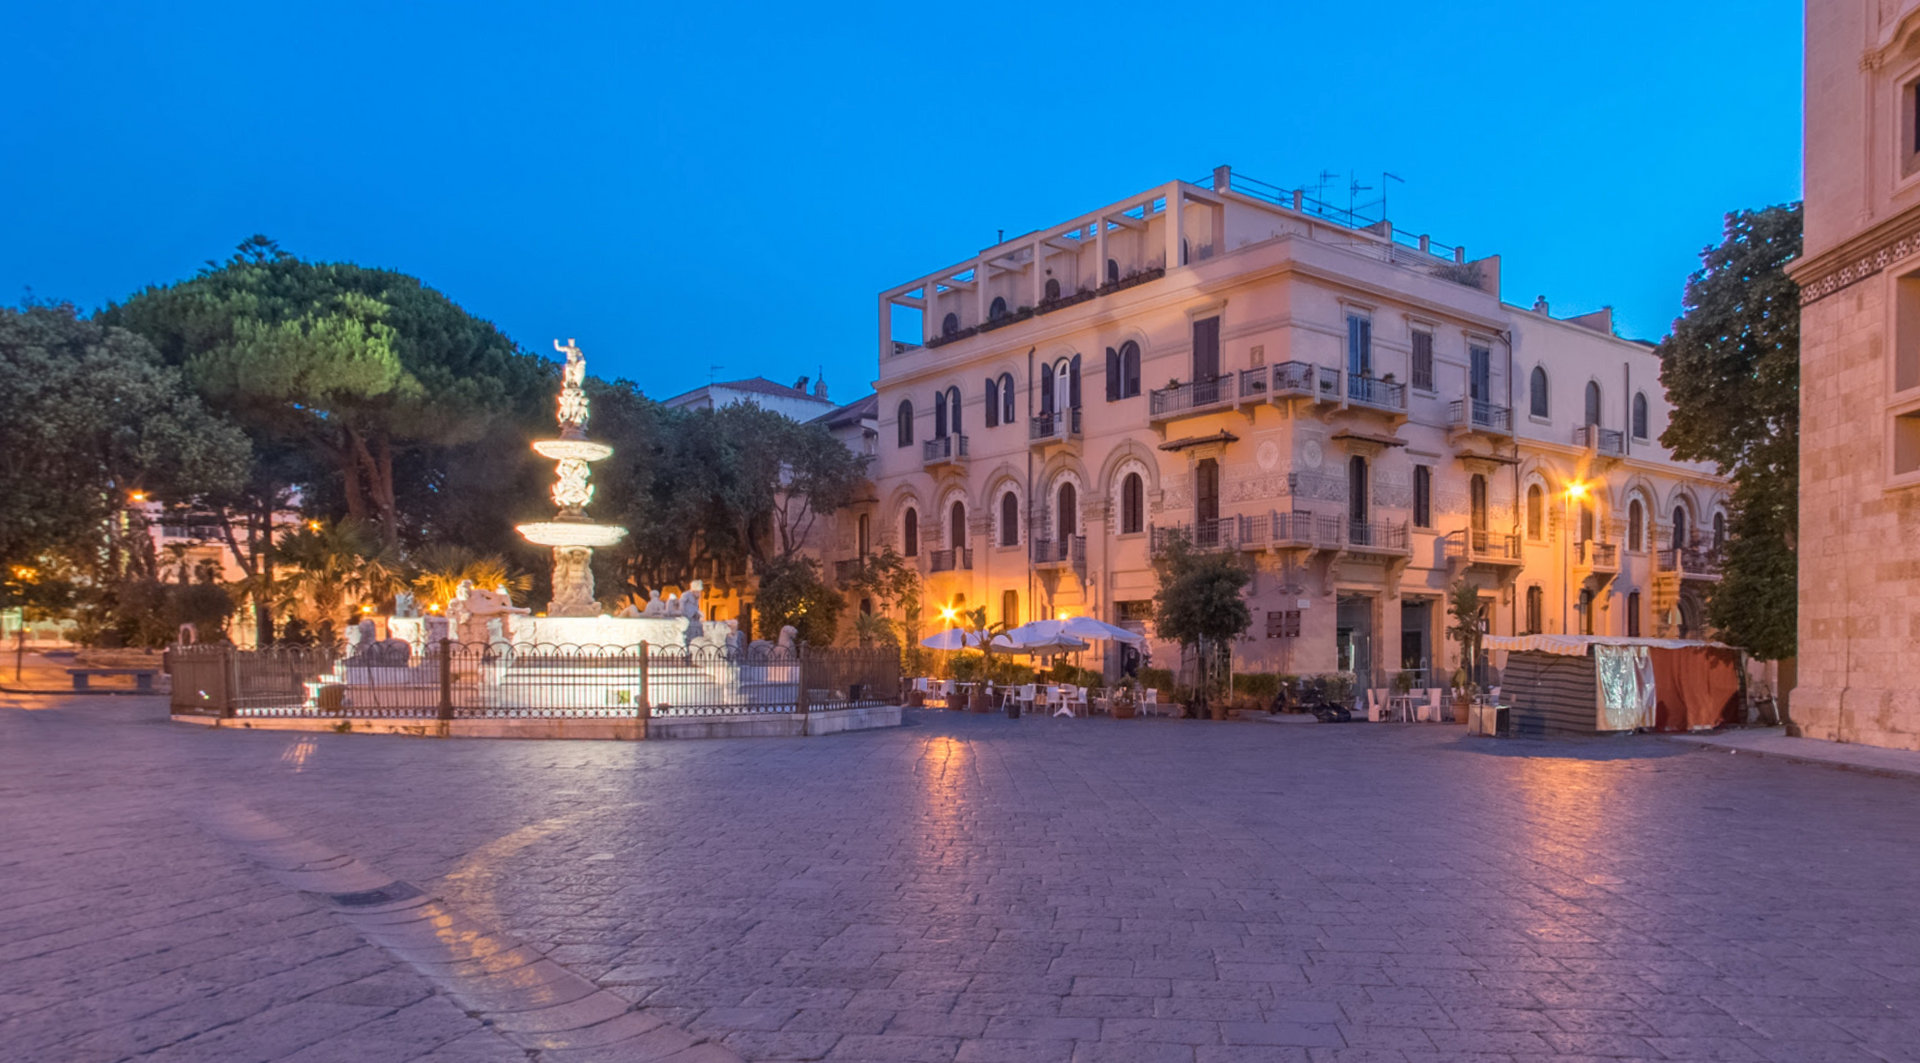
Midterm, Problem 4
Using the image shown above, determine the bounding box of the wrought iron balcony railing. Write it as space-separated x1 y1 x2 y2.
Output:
1028 407 1081 442
922 434 969 465
1448 398 1512 434
928 548 973 573
1149 374 1235 418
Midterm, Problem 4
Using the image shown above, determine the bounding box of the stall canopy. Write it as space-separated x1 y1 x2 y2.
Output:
1486 635 1741 734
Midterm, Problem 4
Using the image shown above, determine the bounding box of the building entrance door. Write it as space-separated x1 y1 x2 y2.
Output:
1336 594 1374 686
1399 598 1431 685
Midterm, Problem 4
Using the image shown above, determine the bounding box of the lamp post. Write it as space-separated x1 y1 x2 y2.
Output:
1563 480 1587 636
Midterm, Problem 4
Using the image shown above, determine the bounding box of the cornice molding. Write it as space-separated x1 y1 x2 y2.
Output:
1793 208 1920 306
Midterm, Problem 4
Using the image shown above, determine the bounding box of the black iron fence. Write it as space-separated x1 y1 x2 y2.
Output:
166 643 899 722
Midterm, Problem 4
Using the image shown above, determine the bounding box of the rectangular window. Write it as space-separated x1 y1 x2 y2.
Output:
1192 317 1220 381
1413 465 1432 529
1411 332 1434 392
1896 410 1920 477
1906 79 1920 177
1897 269 1920 393
1346 314 1372 376
1469 344 1490 403
1116 600 1154 622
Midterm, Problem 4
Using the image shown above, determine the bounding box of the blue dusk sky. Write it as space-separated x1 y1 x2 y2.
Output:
3 1 1803 401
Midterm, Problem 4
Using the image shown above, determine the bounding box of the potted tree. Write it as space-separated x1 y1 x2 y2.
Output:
1112 676 1138 719
1446 578 1483 724
952 606 1007 713
1150 527 1253 721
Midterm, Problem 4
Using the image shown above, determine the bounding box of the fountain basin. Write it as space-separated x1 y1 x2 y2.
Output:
532 439 614 462
517 521 627 548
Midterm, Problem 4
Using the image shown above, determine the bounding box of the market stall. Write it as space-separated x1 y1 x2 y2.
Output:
1484 635 1741 736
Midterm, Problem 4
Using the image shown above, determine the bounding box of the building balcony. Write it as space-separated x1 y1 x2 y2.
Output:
1657 546 1721 581
928 548 974 574
1448 398 1513 439
1330 517 1411 556
1149 518 1238 556
1345 374 1407 417
832 558 864 585
1574 540 1619 572
1031 535 1087 569
922 434 969 470
1236 361 1324 406
1573 424 1625 457
1234 509 1317 550
1028 407 1081 450
1148 374 1236 427
1445 529 1524 566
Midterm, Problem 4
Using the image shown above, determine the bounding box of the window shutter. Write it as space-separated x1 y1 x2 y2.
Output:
1106 348 1120 401
983 378 997 427
1069 354 1082 409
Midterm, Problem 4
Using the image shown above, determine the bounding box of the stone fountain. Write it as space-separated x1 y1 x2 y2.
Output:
517 338 627 618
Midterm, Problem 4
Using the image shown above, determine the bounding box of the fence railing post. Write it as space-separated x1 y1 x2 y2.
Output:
636 641 650 719
796 644 810 722
437 638 453 721
221 645 238 719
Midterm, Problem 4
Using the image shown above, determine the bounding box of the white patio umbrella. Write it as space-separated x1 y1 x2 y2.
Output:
1005 617 1145 647
919 627 1014 651
1002 631 1091 655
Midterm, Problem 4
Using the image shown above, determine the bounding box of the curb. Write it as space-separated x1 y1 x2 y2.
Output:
1663 733 1920 783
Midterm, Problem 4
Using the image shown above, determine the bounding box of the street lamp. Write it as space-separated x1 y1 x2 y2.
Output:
1563 481 1588 635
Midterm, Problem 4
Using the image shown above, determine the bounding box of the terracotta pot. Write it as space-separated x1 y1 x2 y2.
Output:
905 691 925 708
1453 695 1471 724
969 692 993 713
1210 703 1228 721
1114 701 1137 719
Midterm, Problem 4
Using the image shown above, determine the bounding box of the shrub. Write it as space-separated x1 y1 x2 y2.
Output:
1138 667 1175 694
1231 672 1283 702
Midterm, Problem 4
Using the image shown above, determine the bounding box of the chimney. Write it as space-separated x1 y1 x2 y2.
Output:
794 375 809 392
1532 295 1549 315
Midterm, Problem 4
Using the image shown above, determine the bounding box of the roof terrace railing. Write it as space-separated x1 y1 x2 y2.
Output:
1149 373 1236 418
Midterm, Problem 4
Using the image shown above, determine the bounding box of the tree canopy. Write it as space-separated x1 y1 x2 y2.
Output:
0 304 249 612
1655 203 1802 660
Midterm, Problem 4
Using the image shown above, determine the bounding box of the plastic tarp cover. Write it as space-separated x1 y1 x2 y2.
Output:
1593 644 1656 731
1649 646 1742 730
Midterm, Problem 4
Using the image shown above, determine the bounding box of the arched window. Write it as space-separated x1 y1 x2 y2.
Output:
1713 512 1727 549
932 392 947 438
903 507 918 558
1038 363 1055 415
1181 237 1190 266
999 372 1015 425
983 377 999 428
1578 587 1595 635
1628 498 1645 552
1632 392 1649 439
1627 590 1642 637
1044 277 1061 301
1121 472 1144 534
1106 258 1119 285
950 501 967 550
941 312 959 337
1413 464 1432 528
1579 502 1595 543
1672 505 1690 548
1057 482 1077 544
1469 474 1488 533
1525 585 1543 635
1527 484 1544 540
1120 341 1141 398
999 491 1019 547
989 296 1008 321
1530 366 1549 418
1584 381 1601 426
1002 589 1020 626
857 513 870 558
946 386 961 435
896 400 914 447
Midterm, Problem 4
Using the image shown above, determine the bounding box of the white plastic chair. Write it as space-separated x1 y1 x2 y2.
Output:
1366 688 1387 722
1141 689 1160 717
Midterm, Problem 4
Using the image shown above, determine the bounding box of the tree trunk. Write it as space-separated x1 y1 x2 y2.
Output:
254 502 275 646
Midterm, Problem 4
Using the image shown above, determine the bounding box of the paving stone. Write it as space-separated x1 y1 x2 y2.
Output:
11 701 1920 1062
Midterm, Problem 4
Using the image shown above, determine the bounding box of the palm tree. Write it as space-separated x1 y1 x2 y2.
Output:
407 544 533 612
271 520 407 637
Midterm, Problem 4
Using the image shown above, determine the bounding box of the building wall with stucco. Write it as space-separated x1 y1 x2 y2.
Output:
857 171 1725 688
1789 0 1920 750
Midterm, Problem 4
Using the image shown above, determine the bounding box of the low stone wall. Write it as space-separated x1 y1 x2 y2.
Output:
170 704 901 741
648 704 902 740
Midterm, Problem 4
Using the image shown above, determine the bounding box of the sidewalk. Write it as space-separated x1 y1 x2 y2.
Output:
1666 726 1920 781
0 652 164 696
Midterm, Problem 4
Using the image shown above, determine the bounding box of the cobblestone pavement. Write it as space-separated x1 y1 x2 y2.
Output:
6 696 1920 1063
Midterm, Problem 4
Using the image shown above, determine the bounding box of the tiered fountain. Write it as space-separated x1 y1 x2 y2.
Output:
516 338 628 615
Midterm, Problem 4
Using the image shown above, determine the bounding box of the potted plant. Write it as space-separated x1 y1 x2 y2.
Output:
1446 578 1485 724
1112 677 1138 719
